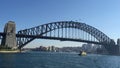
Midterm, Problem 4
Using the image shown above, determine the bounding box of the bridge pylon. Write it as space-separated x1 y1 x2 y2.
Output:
1 21 17 49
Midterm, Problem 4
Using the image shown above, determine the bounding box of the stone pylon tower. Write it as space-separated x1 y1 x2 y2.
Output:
117 38 120 54
1 21 17 49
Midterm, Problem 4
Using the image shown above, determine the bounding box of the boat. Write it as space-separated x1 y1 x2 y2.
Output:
78 51 87 56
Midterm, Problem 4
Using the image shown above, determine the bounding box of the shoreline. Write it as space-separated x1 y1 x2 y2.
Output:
0 50 20 53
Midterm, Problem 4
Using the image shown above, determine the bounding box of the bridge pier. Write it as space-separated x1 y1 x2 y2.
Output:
117 39 120 54
107 45 119 55
1 21 17 50
103 39 119 55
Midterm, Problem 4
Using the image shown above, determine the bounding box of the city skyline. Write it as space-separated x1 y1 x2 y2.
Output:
0 0 120 48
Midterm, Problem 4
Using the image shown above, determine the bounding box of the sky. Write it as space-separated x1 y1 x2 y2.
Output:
0 0 120 48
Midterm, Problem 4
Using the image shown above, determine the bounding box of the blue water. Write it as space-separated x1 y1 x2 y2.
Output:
0 52 120 68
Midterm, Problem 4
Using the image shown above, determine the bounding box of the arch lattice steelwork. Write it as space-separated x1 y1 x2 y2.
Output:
17 21 113 49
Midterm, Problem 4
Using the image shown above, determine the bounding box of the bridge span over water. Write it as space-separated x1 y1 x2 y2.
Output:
0 21 120 55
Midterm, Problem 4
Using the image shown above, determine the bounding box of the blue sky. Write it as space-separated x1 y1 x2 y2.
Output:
0 0 120 48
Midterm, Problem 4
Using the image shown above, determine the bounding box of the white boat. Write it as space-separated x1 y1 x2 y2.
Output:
78 51 87 56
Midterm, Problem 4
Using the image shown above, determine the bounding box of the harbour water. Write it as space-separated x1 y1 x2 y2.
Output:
0 52 120 68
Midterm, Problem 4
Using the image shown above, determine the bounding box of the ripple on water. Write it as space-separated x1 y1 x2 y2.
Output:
0 52 120 68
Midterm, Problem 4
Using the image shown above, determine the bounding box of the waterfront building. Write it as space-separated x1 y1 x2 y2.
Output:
82 43 93 53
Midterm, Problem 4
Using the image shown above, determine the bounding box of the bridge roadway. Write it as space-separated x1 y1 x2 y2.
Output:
0 32 107 46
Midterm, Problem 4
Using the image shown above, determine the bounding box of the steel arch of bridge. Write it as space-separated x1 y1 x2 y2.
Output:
17 21 112 49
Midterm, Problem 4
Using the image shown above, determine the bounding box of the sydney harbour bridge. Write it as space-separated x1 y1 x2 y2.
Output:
0 21 120 55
